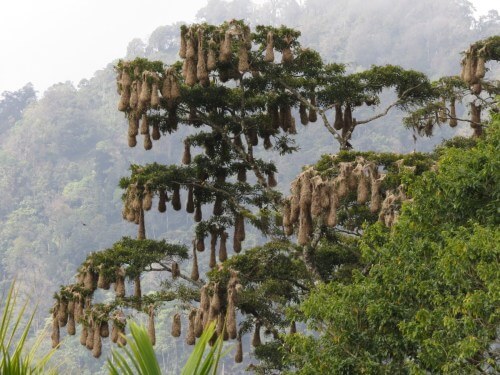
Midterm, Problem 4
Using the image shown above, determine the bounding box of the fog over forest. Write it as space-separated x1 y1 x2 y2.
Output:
0 0 498 373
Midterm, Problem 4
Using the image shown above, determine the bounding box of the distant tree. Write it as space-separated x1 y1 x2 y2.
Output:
0 83 36 130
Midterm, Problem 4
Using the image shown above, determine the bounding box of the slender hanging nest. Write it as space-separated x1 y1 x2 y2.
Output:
148 305 156 346
290 321 297 334
129 81 138 109
334 104 343 130
264 31 275 63
150 77 160 108
97 266 110 290
299 102 309 125
92 325 102 358
158 190 167 212
171 261 180 279
186 309 196 345
128 113 139 137
215 231 227 263
115 267 126 298
191 243 199 281
356 165 370 204
209 230 218 269
151 124 161 141
476 55 486 79
58 299 68 327
138 74 152 112
289 178 301 224
470 102 482 130
172 184 181 211
449 97 458 128
200 285 210 327
238 43 250 72
370 176 384 213
207 39 217 71
86 321 94 350
252 323 262 347
226 288 237 340
194 308 204 338
281 35 294 64
118 81 131 112
142 188 153 211
134 275 142 300
234 214 245 242
194 203 202 222
263 135 273 150
308 95 317 123
310 175 324 219
220 31 232 63
171 313 182 337
51 311 60 348
327 182 338 227
279 103 292 132
80 325 88 346
182 139 191 165
235 335 243 363
269 104 281 130
179 26 187 58
100 321 109 338
185 185 194 214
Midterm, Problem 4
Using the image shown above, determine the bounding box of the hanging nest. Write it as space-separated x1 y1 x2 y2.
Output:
279 103 292 132
147 305 156 346
134 276 142 300
370 176 384 213
186 309 196 345
172 184 181 211
449 97 458 128
115 267 126 298
327 182 338 227
186 185 195 213
269 104 281 130
237 165 247 182
194 308 204 338
129 81 138 109
226 288 237 339
182 139 192 165
208 284 221 324
207 39 217 71
196 235 205 252
151 78 160 108
470 102 481 128
128 113 139 137
151 124 161 141
219 231 228 262
252 323 262 347
310 175 324 219
158 190 167 212
290 321 297 334
235 335 243 363
144 133 153 150
142 188 153 211
234 214 245 242
268 171 278 187
186 58 197 87
197 31 209 87
97 266 110 290
58 300 68 327
299 102 309 125
220 31 232 63
356 165 370 204
80 325 88 346
51 311 60 348
209 231 218 269
171 261 180 279
475 55 486 79
194 203 202 222
86 321 94 350
334 104 344 130
140 110 150 134
281 35 294 64
92 325 102 358
264 31 275 63
171 313 182 337
191 243 199 281
179 26 187 58
238 44 250 72
100 321 109 338
308 95 317 123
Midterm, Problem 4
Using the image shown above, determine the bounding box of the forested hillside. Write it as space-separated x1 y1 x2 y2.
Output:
0 0 498 373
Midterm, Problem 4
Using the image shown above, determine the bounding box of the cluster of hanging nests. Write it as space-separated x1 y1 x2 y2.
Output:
283 156 413 245
117 62 180 150
460 46 487 96
51 254 189 357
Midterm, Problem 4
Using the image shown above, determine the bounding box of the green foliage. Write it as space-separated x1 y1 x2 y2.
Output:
107 321 162 375
1 281 57 374
181 321 225 375
283 116 500 373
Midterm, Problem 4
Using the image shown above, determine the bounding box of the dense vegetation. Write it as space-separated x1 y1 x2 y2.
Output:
0 0 498 373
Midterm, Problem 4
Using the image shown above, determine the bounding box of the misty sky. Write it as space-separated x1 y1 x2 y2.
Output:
0 0 497 95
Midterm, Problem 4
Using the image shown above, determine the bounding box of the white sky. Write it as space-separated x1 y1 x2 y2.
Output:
0 0 497 95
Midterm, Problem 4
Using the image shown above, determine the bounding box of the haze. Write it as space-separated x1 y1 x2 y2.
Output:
0 0 498 95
